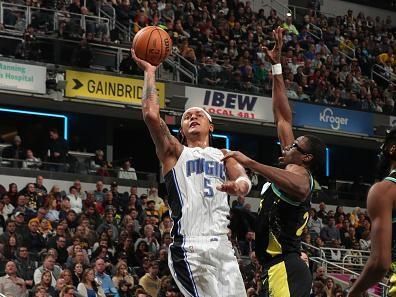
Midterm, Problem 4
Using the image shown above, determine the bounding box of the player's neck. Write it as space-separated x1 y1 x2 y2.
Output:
186 135 210 148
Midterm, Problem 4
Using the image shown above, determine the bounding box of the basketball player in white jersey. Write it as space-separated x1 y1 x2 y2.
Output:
131 49 251 297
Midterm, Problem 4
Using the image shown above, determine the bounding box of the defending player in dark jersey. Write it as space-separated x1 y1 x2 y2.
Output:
348 128 396 297
223 27 326 297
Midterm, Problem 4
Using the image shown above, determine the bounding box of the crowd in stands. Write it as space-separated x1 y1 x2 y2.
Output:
1 131 138 179
1 1 395 114
0 175 372 297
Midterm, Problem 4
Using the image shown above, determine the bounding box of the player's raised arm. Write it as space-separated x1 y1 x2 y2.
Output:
131 50 182 164
264 27 295 149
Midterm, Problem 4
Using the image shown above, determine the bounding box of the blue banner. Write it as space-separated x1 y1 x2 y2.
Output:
292 102 373 136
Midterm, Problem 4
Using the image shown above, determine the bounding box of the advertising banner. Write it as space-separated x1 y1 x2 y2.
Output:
293 102 373 136
65 70 165 107
0 61 46 94
185 87 274 122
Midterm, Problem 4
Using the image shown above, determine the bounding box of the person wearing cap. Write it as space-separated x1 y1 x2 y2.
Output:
132 47 250 297
348 127 396 297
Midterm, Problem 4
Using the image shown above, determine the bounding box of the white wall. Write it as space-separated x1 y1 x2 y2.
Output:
0 174 150 196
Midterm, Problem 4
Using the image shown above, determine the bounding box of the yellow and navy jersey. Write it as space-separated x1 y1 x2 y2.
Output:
383 170 396 296
256 173 313 265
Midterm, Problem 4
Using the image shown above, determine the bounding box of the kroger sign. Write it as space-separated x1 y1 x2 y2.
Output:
293 102 373 136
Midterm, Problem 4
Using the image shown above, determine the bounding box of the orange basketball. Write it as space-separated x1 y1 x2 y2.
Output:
132 26 173 66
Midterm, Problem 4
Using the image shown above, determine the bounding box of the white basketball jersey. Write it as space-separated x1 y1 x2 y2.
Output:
164 146 230 237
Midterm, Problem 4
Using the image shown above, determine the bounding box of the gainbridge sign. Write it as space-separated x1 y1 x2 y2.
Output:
65 70 165 107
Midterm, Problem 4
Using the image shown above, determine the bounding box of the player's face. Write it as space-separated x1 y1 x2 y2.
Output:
181 109 213 140
279 136 311 166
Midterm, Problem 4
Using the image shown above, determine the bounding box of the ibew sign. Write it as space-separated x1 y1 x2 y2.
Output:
185 86 274 122
203 91 257 111
293 102 373 135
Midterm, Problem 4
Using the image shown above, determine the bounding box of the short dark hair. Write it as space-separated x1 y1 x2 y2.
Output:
304 135 326 175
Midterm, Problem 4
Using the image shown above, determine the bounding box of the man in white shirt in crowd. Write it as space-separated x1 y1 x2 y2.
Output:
118 160 137 180
0 261 28 297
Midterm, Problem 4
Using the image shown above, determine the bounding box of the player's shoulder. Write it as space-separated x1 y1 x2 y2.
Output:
367 181 396 214
370 180 396 193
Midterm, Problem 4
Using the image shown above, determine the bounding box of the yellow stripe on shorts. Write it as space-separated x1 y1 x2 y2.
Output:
268 261 290 297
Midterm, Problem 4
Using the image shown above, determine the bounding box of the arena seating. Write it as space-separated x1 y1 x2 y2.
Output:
0 0 394 296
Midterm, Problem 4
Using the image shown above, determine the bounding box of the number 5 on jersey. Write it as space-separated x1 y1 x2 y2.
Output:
204 177 214 197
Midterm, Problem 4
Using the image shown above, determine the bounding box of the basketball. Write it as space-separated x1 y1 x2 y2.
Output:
132 26 173 66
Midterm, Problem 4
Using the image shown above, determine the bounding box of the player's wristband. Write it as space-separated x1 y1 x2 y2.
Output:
271 63 282 75
235 176 252 194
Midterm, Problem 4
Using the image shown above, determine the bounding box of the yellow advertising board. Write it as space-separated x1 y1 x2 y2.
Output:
65 70 165 108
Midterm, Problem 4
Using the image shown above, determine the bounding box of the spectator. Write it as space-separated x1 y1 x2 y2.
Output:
34 255 62 287
35 175 47 197
0 261 28 297
308 208 323 238
0 220 23 244
282 15 299 36
148 186 164 211
317 202 327 221
3 235 19 260
94 258 118 295
24 219 46 254
238 231 255 256
67 186 83 214
139 261 160 297
118 160 137 180
97 209 119 242
47 128 68 170
93 180 105 203
77 268 106 297
15 246 36 288
314 266 326 284
32 270 57 297
3 135 25 165
22 149 42 169
72 263 84 287
112 261 134 289
320 216 341 243
323 277 336 297
1 193 15 218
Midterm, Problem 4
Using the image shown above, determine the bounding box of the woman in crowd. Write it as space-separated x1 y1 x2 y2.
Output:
112 260 134 289
77 268 106 297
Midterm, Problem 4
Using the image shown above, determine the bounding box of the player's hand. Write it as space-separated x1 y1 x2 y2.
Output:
222 151 253 168
216 181 241 196
131 49 157 73
262 27 284 65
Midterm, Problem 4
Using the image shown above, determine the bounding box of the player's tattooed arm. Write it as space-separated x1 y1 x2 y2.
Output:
142 72 159 105
160 118 176 142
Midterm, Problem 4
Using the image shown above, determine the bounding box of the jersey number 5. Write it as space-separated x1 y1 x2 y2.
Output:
204 178 214 197
296 212 309 236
